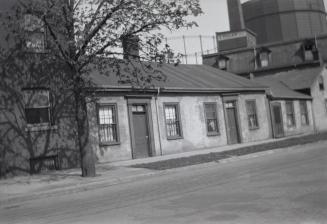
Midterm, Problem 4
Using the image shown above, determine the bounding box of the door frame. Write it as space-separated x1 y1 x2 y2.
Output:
222 95 242 145
270 101 285 138
126 96 156 159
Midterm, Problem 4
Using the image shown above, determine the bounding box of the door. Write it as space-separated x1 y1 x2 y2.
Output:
271 102 285 138
131 105 150 159
225 101 241 144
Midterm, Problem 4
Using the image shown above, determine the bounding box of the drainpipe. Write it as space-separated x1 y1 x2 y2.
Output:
155 87 163 156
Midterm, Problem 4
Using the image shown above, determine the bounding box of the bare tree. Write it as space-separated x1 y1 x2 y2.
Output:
0 0 202 177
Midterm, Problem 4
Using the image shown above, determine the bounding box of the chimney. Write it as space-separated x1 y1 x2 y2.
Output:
227 0 245 31
122 35 140 59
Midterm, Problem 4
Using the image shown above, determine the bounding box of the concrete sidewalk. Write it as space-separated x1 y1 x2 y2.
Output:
0 135 318 205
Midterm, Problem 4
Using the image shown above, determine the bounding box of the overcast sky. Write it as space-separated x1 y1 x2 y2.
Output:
164 0 327 64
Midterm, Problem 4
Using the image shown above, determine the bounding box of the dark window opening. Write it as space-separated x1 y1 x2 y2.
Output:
318 76 324 91
302 40 319 61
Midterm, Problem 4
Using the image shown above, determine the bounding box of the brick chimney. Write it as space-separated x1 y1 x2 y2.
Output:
122 35 140 59
227 0 245 31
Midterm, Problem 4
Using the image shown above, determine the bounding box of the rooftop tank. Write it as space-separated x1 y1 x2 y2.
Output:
242 0 327 44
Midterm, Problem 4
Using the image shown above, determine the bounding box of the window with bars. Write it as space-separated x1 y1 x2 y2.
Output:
98 104 119 144
164 104 182 139
24 89 51 125
286 101 296 127
300 101 309 125
204 103 219 135
246 100 259 130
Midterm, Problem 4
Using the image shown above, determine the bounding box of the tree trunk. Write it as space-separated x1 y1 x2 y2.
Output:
74 90 96 177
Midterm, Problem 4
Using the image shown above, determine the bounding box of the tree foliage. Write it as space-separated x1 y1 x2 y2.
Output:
0 0 202 177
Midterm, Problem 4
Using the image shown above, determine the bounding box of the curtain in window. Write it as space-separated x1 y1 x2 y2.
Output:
246 100 258 129
205 103 219 134
98 105 118 143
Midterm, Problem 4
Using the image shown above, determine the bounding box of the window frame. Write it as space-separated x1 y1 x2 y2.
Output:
23 88 51 127
24 14 47 53
318 76 325 91
302 39 319 62
203 102 220 136
163 103 183 140
97 103 120 146
245 100 259 130
299 101 310 126
285 101 296 127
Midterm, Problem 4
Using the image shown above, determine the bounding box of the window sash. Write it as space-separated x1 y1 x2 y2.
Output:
286 101 296 127
98 105 119 144
300 101 309 125
164 104 182 138
25 107 50 124
204 103 219 134
246 100 259 129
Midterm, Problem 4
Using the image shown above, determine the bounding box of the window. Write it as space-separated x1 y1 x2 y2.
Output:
218 59 227 70
24 89 51 125
204 103 219 135
318 76 324 91
24 14 46 52
245 100 259 129
98 104 119 144
302 39 319 61
285 101 296 127
164 104 182 139
259 52 269 67
300 101 309 125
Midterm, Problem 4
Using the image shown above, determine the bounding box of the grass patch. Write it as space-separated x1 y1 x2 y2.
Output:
131 132 327 170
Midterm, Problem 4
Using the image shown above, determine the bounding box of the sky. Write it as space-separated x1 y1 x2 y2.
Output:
163 0 327 64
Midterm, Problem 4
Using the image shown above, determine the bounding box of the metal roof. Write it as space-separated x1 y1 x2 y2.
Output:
255 76 312 100
273 67 323 90
90 63 267 92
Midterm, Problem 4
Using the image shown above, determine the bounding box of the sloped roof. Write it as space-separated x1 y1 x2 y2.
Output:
273 67 323 90
90 63 267 92
255 76 312 100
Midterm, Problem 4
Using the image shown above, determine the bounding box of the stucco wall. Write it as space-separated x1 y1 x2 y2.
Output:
155 95 228 155
88 92 272 163
238 94 271 143
272 100 314 136
311 68 327 131
88 96 132 163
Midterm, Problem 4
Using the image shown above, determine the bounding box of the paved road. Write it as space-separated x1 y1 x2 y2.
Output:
1 142 327 224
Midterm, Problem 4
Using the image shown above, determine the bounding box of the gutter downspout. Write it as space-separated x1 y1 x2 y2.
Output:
155 87 163 156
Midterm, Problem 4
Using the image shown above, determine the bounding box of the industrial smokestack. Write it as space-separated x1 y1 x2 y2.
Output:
227 0 245 31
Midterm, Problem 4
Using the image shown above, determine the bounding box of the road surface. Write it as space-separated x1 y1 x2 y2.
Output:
1 141 327 224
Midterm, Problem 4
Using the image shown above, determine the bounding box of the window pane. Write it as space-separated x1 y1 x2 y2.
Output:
286 101 295 126
246 100 258 129
205 103 219 134
300 101 309 125
25 108 50 124
98 105 118 143
165 105 181 138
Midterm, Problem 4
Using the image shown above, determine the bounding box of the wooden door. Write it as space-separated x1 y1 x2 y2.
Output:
271 102 285 138
132 106 150 158
225 101 241 144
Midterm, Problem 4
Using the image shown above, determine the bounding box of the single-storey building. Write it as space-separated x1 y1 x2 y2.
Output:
255 76 315 138
266 66 327 132
87 63 273 162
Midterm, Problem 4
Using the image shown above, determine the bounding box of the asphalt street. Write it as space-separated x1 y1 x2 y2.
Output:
0 141 326 224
